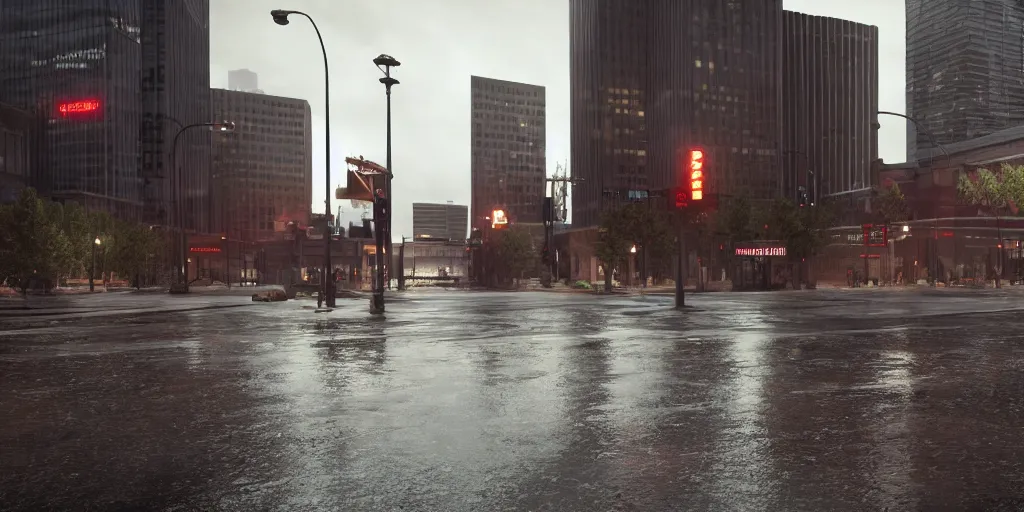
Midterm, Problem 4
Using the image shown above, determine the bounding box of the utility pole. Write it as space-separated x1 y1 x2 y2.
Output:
545 165 582 282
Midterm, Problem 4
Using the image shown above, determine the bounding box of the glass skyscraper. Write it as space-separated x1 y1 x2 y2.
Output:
906 0 1024 161
0 0 210 227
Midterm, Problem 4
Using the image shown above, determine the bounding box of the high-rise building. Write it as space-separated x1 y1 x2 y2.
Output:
228 69 260 92
412 202 469 241
570 0 784 227
211 89 312 243
906 0 1024 161
0 0 212 226
0 0 144 217
470 76 546 231
139 0 212 232
782 12 879 201
0 103 36 203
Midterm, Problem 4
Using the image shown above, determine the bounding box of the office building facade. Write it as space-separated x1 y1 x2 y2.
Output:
570 0 784 227
0 0 144 217
0 103 36 203
0 0 211 225
139 0 212 232
413 202 469 241
211 89 312 243
782 12 879 201
470 76 546 230
906 0 1024 160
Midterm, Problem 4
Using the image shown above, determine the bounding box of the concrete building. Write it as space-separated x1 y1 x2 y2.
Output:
470 76 546 230
782 12 879 202
0 103 35 203
0 0 212 224
210 89 312 244
412 202 468 241
228 69 260 92
906 0 1024 161
569 0 784 227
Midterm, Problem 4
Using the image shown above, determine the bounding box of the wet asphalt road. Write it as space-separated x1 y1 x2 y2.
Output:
3 288 1024 511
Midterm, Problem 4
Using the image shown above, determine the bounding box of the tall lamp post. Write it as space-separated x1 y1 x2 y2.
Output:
373 54 400 291
271 9 336 308
90 237 101 292
169 120 235 293
876 111 951 285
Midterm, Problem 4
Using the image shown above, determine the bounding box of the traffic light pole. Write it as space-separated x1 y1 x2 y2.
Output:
675 224 686 309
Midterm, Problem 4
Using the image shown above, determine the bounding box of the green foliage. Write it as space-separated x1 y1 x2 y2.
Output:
0 187 164 290
595 202 674 291
763 199 835 259
876 182 910 223
958 164 1024 216
717 195 758 244
487 226 537 286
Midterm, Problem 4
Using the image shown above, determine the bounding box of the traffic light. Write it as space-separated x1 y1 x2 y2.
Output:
491 209 508 229
689 148 704 201
674 189 688 209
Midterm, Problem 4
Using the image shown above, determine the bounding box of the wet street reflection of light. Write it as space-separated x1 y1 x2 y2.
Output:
711 319 775 508
868 330 919 510
6 289 1024 510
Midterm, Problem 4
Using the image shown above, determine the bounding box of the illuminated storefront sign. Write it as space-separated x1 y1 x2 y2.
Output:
57 100 101 117
735 247 786 257
189 247 222 253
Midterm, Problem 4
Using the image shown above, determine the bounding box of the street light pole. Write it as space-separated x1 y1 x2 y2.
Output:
169 121 235 293
271 9 335 308
90 237 101 292
374 54 400 292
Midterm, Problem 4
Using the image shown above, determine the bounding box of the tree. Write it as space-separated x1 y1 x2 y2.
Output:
0 188 58 291
958 164 1024 288
593 202 674 291
957 164 1024 217
108 221 164 288
876 181 910 224
485 226 537 288
718 195 757 245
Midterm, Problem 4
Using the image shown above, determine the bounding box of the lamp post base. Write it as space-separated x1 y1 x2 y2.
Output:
369 293 385 315
169 283 190 294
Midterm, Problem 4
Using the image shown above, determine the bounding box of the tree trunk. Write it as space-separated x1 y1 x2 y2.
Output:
603 264 612 292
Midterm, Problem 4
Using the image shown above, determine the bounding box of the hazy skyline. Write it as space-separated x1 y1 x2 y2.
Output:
210 0 904 236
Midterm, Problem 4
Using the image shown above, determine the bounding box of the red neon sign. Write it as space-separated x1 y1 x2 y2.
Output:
189 247 222 253
58 100 101 116
689 148 704 201
735 247 786 257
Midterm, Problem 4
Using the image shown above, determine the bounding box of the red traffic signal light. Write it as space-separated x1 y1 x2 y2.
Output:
689 148 704 201
675 190 688 209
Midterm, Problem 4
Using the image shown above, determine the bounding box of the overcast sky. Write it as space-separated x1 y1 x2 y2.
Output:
210 0 905 236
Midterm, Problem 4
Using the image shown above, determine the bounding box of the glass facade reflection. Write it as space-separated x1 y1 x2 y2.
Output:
0 0 210 227
570 0 784 227
0 0 143 218
140 0 212 232
782 12 878 200
907 0 1024 161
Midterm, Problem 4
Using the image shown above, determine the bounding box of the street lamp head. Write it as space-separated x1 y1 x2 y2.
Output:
270 9 292 25
94 237 101 245
380 76 399 88
630 245 637 254
216 121 235 132
373 54 401 68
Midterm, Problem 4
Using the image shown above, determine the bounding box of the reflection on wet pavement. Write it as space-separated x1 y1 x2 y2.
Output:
3 289 1024 510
